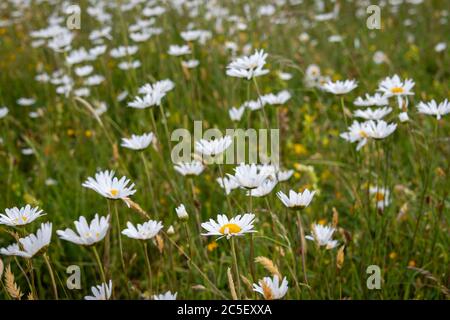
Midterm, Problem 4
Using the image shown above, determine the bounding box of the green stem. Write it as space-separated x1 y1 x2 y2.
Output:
43 253 59 300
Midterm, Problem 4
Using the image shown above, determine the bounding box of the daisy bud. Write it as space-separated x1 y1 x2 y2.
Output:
399 112 409 122
175 204 189 220
167 225 175 235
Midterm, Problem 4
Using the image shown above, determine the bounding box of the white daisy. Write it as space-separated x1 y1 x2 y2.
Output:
306 224 338 249
369 186 390 210
201 213 256 240
82 170 136 200
0 205 45 227
323 79 358 95
253 275 288 300
122 220 163 240
247 179 277 197
84 280 113 300
364 120 397 139
175 204 189 220
228 163 271 189
0 107 9 118
153 291 177 300
173 161 205 176
354 107 392 120
262 90 291 105
276 169 294 182
377 74 415 98
216 177 240 195
0 222 52 258
277 189 316 209
195 136 233 156
168 44 191 56
226 49 269 80
121 132 154 150
57 214 110 246
229 106 245 121
353 93 389 107
417 99 450 120
340 120 370 151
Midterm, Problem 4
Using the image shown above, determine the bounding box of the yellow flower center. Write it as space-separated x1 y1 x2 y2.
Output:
359 130 368 138
219 223 241 235
375 192 385 201
110 189 119 197
390 86 404 94
22 216 28 222
261 281 274 300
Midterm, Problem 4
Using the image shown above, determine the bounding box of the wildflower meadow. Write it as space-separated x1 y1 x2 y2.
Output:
0 0 448 301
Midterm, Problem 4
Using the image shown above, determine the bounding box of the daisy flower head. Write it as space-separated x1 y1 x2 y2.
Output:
0 205 45 227
122 220 163 240
354 107 392 120
229 106 245 121
216 177 240 195
57 214 110 246
262 90 291 105
340 120 370 151
175 204 189 220
1 222 52 258
253 275 288 300
277 189 316 209
364 120 397 139
228 163 272 189
121 132 154 150
323 79 358 95
174 161 205 176
377 74 415 98
369 186 390 210
195 135 232 157
168 44 191 56
226 49 269 80
153 291 177 300
84 280 112 300
276 169 294 182
306 223 338 249
201 213 256 240
0 106 9 119
417 99 450 120
82 170 136 200
247 179 277 197
353 93 389 107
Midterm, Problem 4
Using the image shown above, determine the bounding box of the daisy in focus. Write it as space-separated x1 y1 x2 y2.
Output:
82 170 136 200
201 213 256 240
0 205 45 227
57 214 110 246
253 275 288 300
277 189 316 209
0 222 52 258
306 223 338 249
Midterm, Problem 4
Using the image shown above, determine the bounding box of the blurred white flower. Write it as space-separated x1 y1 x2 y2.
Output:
121 132 154 150
174 161 205 176
323 79 358 95
226 49 269 79
195 136 232 156
417 99 450 120
175 204 189 220
153 291 177 300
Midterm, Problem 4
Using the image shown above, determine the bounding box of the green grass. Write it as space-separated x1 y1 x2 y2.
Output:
0 0 448 300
